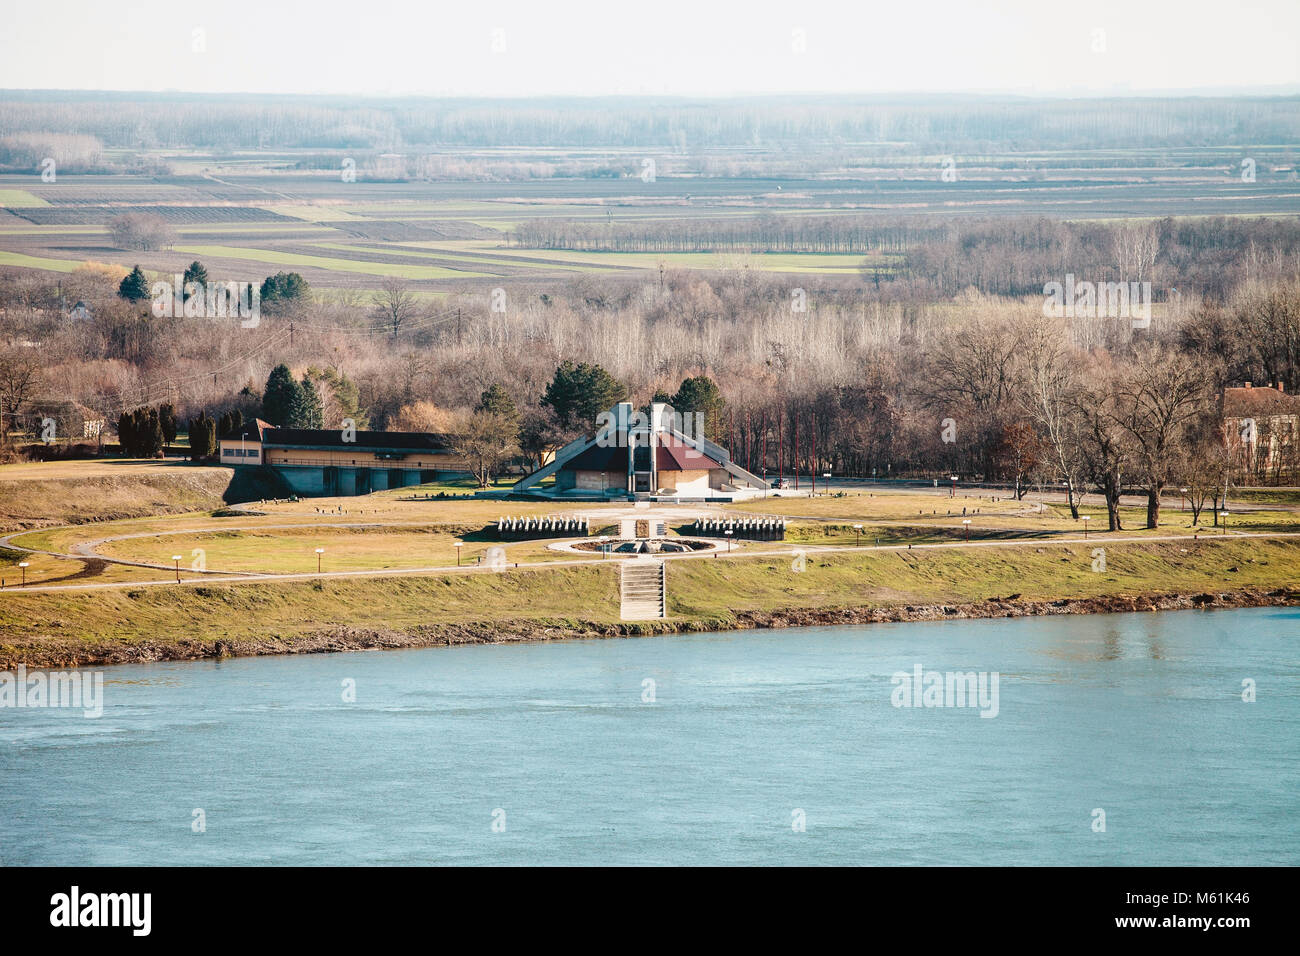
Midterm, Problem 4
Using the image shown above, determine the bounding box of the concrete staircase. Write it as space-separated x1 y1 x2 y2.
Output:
620 560 666 619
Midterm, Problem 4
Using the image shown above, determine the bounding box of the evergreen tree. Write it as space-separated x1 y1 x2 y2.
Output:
141 407 164 457
116 406 163 456
671 375 725 417
182 260 208 298
187 412 216 459
260 272 310 313
116 410 135 454
262 364 302 427
118 266 151 302
541 361 627 429
294 376 325 428
312 366 368 428
476 383 518 422
157 403 178 449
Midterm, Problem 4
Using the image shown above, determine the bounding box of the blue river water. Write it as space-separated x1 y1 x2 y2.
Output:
1 607 1297 865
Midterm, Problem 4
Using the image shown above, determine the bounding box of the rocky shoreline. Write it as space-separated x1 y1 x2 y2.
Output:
4 586 1298 671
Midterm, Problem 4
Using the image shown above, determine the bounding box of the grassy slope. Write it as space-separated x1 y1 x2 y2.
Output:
3 537 1297 666
0 462 237 531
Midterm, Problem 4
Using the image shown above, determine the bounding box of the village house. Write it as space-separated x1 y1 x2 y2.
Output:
218 419 470 496
1222 382 1300 483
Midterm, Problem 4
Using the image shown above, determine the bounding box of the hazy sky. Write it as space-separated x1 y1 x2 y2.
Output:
2 0 1297 97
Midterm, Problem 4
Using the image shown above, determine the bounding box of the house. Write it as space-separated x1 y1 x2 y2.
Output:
1222 382 1300 482
513 402 767 501
218 420 471 496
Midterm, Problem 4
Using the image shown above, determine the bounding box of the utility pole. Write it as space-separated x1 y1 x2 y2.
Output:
785 413 795 494
457 308 462 346
289 321 294 347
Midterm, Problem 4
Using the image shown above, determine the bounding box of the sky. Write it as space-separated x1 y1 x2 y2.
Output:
1 0 1297 98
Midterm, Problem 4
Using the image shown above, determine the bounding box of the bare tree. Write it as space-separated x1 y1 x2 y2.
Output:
0 346 44 444
1111 344 1214 528
1072 357 1133 532
108 213 177 251
1018 321 1087 517
371 278 425 338
453 410 521 488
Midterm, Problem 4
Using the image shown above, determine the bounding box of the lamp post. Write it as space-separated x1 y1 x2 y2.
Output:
961 519 971 542
950 475 958 498
454 540 463 566
725 529 733 552
172 554 182 583
314 547 324 573
1219 511 1230 535
1081 515 1090 539
1180 487 1188 512
18 561 28 586
853 523 863 547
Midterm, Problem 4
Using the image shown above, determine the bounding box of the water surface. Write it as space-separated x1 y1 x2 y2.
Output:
2 607 1297 865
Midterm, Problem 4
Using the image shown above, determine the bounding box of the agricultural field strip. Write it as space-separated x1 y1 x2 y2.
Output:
307 241 620 271
171 244 496 279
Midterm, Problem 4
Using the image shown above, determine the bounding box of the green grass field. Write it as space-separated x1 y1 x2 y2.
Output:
3 536 1297 667
0 189 49 207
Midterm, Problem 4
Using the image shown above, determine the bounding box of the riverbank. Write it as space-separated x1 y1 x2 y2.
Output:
3 536 1298 669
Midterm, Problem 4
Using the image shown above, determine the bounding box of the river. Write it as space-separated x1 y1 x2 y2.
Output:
1 607 1296 865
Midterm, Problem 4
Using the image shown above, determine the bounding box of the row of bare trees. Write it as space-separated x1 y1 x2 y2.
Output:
3 260 1298 518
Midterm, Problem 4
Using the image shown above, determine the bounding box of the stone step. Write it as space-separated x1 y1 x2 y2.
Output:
619 561 665 620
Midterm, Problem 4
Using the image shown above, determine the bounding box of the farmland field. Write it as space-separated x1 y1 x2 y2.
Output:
2 139 1299 292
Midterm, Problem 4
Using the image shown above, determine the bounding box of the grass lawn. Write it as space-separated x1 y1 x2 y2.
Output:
0 189 50 207
3 537 1298 658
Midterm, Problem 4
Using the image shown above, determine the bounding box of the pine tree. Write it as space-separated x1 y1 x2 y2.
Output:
262 364 302 427
476 383 518 422
157 403 178 449
541 361 626 429
294 376 325 428
187 412 216 459
182 260 208 287
118 266 151 302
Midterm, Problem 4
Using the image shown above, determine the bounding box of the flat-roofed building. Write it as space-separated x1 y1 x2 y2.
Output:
218 420 470 496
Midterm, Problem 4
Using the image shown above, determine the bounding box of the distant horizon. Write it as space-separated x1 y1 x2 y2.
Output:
3 86 1300 102
3 0 1297 99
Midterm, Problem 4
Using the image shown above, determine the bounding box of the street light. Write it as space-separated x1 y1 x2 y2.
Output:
172 554 182 583
1219 511 1230 535
18 561 28 586
853 523 863 547
314 547 324 573
961 518 971 542
1081 515 1090 539
950 475 958 498
724 529 733 552
453 540 463 566
1180 488 1188 512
